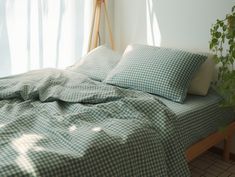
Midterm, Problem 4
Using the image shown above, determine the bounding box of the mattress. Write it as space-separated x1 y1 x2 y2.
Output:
156 89 235 149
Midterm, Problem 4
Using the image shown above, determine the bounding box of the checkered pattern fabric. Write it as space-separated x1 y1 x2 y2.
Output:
0 69 190 176
156 90 235 149
105 44 207 103
68 45 121 81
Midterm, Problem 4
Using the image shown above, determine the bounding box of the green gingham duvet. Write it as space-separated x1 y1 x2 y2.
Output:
0 69 190 177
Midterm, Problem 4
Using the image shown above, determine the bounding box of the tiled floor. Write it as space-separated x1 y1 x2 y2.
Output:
189 152 235 177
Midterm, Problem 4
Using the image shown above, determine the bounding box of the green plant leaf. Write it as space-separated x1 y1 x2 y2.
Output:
219 21 224 27
209 43 213 50
212 38 218 43
223 25 227 31
232 50 235 58
209 5 235 108
215 32 222 38
214 24 219 31
226 32 232 39
232 6 235 12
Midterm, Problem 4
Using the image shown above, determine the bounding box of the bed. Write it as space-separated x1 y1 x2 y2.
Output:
156 91 235 161
157 90 235 149
0 45 235 176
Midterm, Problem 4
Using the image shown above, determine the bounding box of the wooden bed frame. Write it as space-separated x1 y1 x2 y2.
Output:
186 121 235 162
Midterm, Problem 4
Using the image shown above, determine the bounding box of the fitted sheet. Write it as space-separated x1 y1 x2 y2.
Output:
156 90 235 149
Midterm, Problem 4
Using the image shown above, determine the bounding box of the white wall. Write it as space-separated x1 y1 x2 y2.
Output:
112 0 235 154
113 0 235 53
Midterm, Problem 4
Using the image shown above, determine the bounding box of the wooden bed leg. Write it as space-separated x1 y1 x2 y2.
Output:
223 136 231 162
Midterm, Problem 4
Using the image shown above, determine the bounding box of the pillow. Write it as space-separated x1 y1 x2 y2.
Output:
68 46 121 81
105 44 207 103
188 55 215 96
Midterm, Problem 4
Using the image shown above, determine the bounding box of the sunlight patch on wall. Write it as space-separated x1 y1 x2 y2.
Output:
146 0 161 46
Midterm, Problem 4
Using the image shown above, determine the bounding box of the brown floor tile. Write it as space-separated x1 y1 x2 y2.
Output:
189 151 235 177
217 171 231 177
202 172 216 177
205 165 224 176
227 165 235 173
191 158 213 170
191 167 204 176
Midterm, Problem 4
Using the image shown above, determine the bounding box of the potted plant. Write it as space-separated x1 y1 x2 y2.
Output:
210 5 235 107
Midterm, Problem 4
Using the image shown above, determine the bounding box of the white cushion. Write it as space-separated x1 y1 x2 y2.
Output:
105 44 207 103
188 55 215 96
68 46 121 81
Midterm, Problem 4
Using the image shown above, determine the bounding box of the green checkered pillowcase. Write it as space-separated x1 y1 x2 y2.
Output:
68 46 121 81
105 44 207 103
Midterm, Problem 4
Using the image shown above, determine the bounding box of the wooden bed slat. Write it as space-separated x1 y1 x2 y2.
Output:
186 121 235 162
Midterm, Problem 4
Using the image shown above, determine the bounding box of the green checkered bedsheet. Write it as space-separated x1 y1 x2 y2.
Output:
0 69 190 177
157 91 235 149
